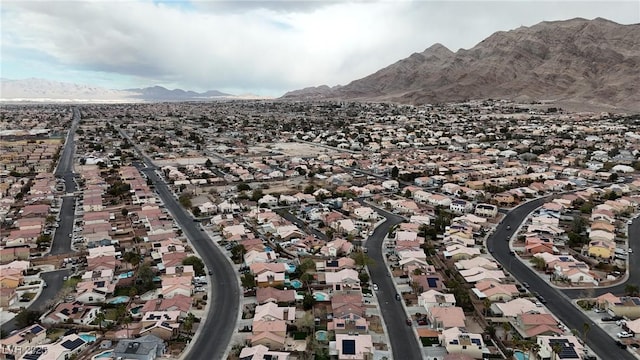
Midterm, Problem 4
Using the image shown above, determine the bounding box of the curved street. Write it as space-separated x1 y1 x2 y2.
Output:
363 206 424 360
490 198 636 360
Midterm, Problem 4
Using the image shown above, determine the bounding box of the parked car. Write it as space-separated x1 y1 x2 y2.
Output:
617 319 627 326
522 282 530 288
617 331 633 338
593 308 606 313
406 318 412 326
395 293 401 301
616 340 628 349
372 284 379 291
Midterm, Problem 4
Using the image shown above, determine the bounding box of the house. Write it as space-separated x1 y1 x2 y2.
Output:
254 302 296 324
42 301 101 325
112 334 166 360
475 203 498 217
512 313 562 338
429 307 466 330
17 334 88 360
491 298 543 318
587 239 615 259
238 345 290 360
252 319 287 350
450 199 473 214
608 296 640 320
256 270 286 288
256 287 296 304
0 323 47 356
418 290 456 312
472 280 519 302
333 334 373 360
440 327 485 359
536 336 584 360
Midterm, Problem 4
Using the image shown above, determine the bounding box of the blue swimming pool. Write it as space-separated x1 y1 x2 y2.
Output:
79 333 96 343
313 292 329 301
118 271 134 279
290 280 303 289
107 296 129 304
316 330 328 341
514 350 527 360
93 350 112 359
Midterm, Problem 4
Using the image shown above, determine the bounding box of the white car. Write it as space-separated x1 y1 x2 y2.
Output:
372 284 379 291
629 248 633 253
617 331 633 338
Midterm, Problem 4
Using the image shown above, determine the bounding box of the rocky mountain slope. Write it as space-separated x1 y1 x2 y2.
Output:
283 18 640 111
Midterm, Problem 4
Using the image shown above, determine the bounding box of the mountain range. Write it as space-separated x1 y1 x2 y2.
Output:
283 17 640 112
0 78 235 102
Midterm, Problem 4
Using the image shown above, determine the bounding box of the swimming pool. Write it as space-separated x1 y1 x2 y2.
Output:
130 305 143 315
107 296 129 304
315 330 328 342
79 333 96 343
290 280 303 289
513 350 527 360
117 271 134 279
285 263 296 273
93 350 113 359
313 292 329 301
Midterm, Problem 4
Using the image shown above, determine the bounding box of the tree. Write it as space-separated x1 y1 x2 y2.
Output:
237 183 251 191
136 263 156 293
182 256 205 276
358 271 370 284
298 258 316 273
241 273 256 289
502 322 512 341
351 251 374 270
295 311 315 334
302 293 316 310
14 310 42 328
121 208 129 217
205 158 213 168
483 298 492 316
625 284 640 296
530 256 547 271
582 321 590 342
250 189 264 202
183 313 196 334
96 312 106 333
391 166 399 178
123 251 141 266
551 342 563 360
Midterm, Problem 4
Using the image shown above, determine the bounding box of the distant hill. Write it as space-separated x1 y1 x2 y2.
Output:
1 78 233 102
124 86 231 101
283 17 640 111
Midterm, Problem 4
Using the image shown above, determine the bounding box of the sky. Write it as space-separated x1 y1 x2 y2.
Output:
1 0 639 96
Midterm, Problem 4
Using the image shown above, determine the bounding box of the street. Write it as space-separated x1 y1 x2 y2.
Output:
134 161 240 360
364 206 423 360
490 198 636 360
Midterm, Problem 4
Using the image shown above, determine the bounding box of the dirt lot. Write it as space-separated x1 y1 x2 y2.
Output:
268 142 337 157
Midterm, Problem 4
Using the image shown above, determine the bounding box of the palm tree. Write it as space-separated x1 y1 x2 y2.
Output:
502 322 512 342
528 341 541 360
95 312 105 333
483 298 492 316
582 322 590 342
551 343 563 360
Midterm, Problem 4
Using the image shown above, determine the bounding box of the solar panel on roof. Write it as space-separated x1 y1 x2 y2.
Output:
30 325 44 334
343 339 356 355
23 352 43 360
62 338 86 350
471 338 481 346
427 278 438 288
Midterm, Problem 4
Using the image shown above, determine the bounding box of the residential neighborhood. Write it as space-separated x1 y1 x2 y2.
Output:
1 100 640 360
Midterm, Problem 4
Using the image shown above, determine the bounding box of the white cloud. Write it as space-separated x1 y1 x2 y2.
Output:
1 0 639 96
